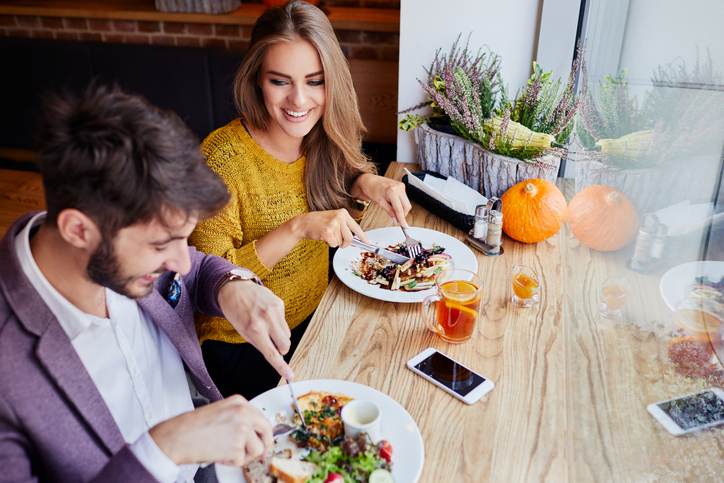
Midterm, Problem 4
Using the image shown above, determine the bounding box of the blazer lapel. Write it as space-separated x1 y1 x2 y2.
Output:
0 214 125 455
35 323 126 455
138 291 206 380
138 288 223 403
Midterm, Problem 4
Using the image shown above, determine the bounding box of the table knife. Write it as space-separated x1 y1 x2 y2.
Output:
351 237 411 264
286 380 306 428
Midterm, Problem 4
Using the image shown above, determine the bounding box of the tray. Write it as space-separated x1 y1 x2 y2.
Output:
402 170 475 233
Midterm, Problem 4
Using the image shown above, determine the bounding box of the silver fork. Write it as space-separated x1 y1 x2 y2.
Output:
400 225 423 258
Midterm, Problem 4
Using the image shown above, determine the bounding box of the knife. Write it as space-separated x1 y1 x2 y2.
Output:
286 380 306 428
351 237 411 264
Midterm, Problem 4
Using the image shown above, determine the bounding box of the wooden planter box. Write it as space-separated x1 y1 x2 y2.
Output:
155 0 240 13
414 123 562 198
570 154 720 214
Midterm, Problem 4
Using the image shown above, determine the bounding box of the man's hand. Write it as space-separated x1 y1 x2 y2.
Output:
149 396 272 466
217 280 293 380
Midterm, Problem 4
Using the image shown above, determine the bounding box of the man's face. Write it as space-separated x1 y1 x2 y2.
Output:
87 210 197 299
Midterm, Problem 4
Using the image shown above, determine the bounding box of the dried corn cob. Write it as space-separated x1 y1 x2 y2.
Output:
483 116 555 150
595 130 654 159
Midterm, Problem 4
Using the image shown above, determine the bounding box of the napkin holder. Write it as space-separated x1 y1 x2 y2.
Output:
402 170 475 232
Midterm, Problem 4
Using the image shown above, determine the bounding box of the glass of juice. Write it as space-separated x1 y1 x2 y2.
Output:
511 264 540 308
599 277 628 319
423 268 482 343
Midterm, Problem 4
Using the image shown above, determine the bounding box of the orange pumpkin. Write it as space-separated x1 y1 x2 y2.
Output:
567 185 639 251
501 179 567 243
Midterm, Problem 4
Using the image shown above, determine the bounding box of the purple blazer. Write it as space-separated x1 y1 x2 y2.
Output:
0 214 236 482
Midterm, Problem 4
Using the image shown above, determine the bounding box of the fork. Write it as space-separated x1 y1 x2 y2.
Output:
400 225 423 258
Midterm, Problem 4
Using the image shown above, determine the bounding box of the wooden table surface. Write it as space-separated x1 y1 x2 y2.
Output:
0 169 44 237
289 162 724 482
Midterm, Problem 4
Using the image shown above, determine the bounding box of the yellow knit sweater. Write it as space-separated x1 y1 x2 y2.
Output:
190 119 328 345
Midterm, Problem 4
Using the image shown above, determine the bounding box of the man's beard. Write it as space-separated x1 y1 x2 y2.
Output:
86 237 155 299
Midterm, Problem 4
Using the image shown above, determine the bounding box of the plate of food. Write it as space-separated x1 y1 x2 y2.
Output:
222 379 424 483
332 227 478 303
659 261 724 311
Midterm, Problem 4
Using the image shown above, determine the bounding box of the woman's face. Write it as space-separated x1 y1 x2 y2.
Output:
259 38 326 141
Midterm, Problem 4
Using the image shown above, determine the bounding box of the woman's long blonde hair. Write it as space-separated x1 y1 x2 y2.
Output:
233 0 374 211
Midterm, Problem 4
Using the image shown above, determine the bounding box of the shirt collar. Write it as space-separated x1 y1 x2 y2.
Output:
14 212 109 340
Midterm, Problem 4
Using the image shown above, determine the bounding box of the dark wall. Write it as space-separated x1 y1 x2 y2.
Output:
1 37 241 150
0 37 394 172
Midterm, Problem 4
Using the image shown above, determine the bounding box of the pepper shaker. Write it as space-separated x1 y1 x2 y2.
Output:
649 220 669 264
629 214 657 272
485 209 503 254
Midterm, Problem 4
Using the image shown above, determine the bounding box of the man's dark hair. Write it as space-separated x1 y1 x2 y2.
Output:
35 84 229 235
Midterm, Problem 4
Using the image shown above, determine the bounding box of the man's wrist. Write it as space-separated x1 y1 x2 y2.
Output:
216 268 262 294
147 421 186 467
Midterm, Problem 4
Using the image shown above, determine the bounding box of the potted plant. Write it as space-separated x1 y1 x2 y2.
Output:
399 35 581 198
571 54 723 213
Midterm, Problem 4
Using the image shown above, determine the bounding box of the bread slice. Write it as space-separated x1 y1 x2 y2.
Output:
269 457 317 483
241 457 273 483
297 392 353 413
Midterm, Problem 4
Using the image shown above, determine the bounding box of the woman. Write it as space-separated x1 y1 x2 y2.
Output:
190 0 412 398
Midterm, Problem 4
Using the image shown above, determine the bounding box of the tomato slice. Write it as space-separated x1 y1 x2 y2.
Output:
324 472 344 483
378 439 393 463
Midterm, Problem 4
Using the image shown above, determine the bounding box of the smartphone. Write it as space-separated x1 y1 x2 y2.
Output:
647 387 724 436
406 347 494 404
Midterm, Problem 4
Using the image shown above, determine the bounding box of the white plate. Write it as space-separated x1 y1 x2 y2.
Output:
216 379 425 483
659 261 724 311
333 226 478 303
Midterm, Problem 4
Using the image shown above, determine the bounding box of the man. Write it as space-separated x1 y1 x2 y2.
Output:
0 85 295 482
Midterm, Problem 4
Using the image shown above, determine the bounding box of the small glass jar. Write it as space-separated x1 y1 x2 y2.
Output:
629 214 657 272
649 221 669 263
472 204 489 240
485 210 503 253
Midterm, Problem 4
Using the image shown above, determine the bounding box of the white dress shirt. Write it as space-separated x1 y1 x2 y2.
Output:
15 213 198 483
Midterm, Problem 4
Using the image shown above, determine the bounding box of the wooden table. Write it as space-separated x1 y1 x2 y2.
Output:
0 169 45 237
288 163 724 482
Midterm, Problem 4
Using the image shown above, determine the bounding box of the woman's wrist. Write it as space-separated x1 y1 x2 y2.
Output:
350 172 375 201
285 213 307 242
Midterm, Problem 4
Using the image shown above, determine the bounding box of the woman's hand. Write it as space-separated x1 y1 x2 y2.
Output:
351 173 412 226
291 208 368 248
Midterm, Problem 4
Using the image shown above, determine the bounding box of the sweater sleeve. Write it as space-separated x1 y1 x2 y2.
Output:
189 143 273 281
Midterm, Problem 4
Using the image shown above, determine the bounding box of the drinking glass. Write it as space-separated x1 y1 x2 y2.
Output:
423 268 482 343
599 277 628 319
511 264 540 308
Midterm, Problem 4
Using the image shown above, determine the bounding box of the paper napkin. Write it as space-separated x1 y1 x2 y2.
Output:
653 200 724 236
404 168 487 216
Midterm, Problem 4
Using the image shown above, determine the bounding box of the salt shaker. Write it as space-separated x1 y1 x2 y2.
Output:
629 214 657 272
472 204 489 240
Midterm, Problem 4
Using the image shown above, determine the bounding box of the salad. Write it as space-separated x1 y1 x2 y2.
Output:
243 391 396 483
305 434 393 483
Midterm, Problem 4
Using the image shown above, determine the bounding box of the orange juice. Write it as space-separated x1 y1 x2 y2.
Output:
435 280 481 342
512 273 539 300
602 284 627 310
